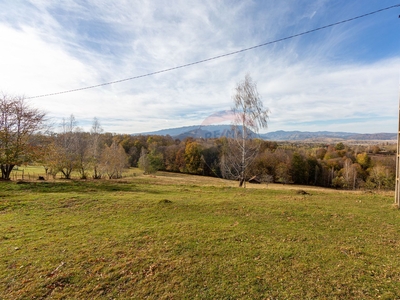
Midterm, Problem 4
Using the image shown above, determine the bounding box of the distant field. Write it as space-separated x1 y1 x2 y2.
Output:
9 165 46 181
0 172 399 299
9 165 141 181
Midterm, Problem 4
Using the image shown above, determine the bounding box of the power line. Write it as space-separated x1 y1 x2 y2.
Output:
27 3 400 99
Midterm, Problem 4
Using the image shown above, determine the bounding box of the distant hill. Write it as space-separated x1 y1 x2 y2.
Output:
139 125 200 137
345 133 397 141
136 126 396 141
139 125 243 140
260 131 396 141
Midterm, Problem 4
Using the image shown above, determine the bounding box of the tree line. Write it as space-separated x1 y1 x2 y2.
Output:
0 95 128 181
0 102 395 189
121 134 396 190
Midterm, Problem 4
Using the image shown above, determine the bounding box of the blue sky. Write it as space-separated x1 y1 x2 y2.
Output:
0 0 399 134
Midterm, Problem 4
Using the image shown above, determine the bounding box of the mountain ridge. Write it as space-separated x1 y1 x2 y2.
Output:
135 125 396 141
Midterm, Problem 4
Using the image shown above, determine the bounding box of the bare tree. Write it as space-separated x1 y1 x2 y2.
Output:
42 140 61 179
90 117 104 179
74 129 90 179
342 158 359 190
0 94 46 180
261 173 274 187
56 115 79 179
221 75 269 187
138 147 150 174
100 140 128 179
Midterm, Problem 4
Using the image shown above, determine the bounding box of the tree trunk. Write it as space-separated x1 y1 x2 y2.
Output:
93 166 101 179
1 164 15 180
61 167 72 179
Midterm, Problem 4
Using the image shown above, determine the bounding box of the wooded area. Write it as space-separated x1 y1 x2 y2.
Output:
115 134 396 190
0 95 395 190
6 126 397 190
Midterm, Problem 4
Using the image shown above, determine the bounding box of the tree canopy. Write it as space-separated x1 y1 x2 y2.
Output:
0 95 46 179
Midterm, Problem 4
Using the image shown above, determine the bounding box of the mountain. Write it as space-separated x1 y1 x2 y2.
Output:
139 125 200 137
345 133 397 141
135 126 396 141
138 125 247 140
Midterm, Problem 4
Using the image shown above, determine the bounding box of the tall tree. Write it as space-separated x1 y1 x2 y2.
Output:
42 140 61 179
221 74 269 187
90 117 104 179
291 152 308 184
184 140 203 174
138 144 163 174
138 147 150 174
100 140 128 179
74 129 90 179
0 95 46 180
342 158 357 189
55 115 78 179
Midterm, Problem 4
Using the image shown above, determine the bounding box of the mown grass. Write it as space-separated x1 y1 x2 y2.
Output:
0 174 399 299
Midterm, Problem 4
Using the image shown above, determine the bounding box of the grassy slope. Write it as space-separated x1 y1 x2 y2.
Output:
0 173 399 299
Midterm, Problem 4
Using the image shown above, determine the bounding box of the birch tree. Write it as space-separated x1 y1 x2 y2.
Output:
221 74 269 187
100 140 128 179
90 117 103 179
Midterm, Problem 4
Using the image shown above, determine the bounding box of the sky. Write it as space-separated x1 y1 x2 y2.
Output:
0 0 399 134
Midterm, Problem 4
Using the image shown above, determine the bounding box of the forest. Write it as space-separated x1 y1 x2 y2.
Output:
1 94 396 190
34 118 396 191
108 132 396 190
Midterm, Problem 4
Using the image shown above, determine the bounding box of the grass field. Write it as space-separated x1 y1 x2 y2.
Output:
0 171 399 299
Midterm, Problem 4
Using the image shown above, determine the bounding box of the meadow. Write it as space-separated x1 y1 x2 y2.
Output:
0 169 399 299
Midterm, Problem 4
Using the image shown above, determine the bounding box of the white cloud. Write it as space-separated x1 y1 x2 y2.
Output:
0 25 99 96
0 0 398 134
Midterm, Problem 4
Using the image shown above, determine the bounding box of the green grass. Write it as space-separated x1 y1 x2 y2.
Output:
0 174 399 299
9 165 46 181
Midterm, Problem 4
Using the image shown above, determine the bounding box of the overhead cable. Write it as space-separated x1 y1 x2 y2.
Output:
27 4 400 99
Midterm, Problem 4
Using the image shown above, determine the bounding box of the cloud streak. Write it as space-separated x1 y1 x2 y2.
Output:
0 0 399 134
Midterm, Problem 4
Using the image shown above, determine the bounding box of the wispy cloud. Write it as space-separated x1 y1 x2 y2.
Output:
0 0 398 134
